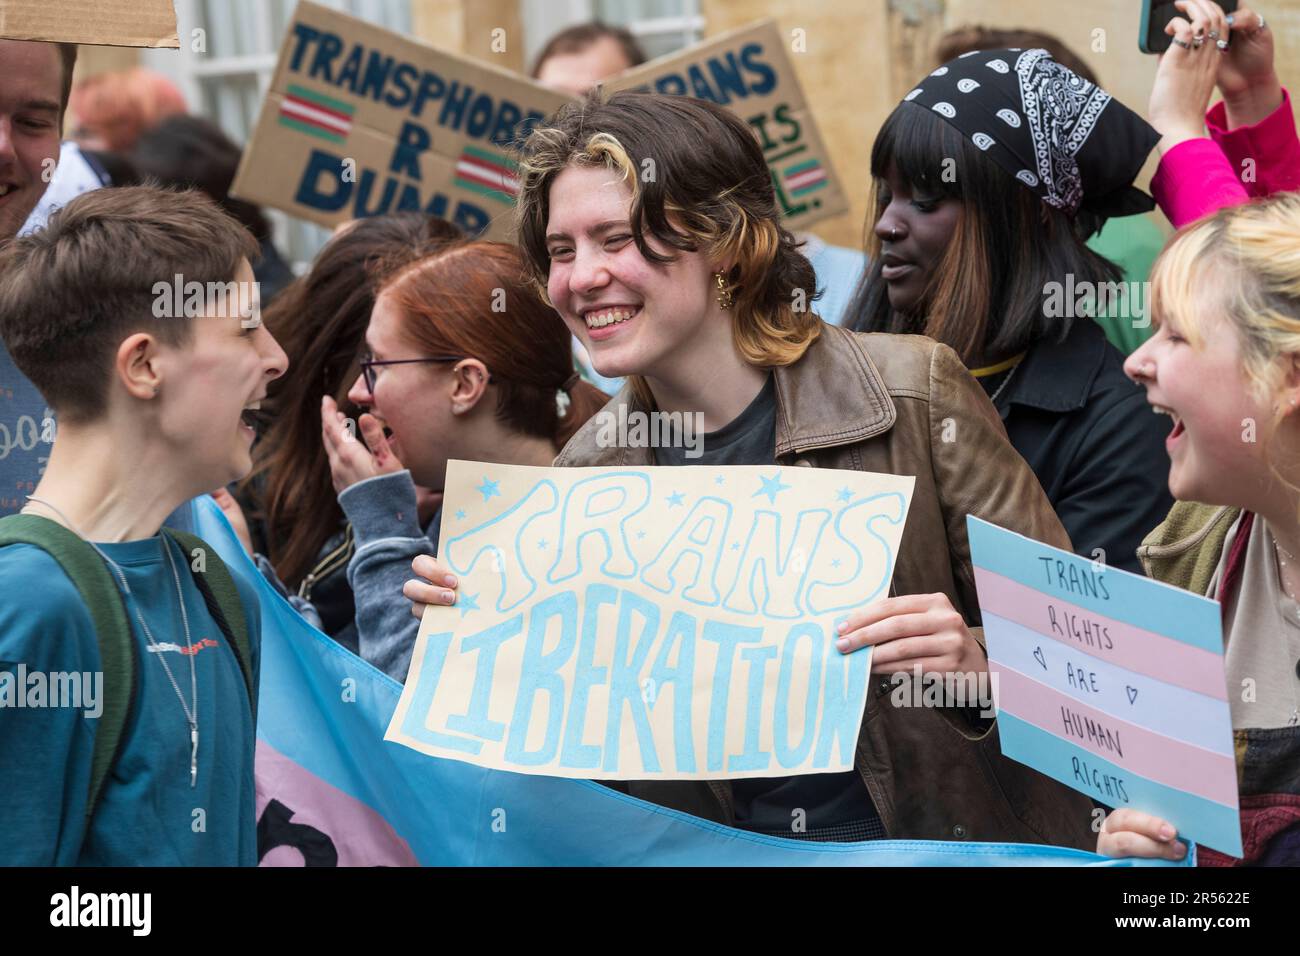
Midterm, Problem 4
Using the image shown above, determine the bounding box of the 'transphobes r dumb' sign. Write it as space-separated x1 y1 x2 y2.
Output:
231 1 568 239
602 20 848 232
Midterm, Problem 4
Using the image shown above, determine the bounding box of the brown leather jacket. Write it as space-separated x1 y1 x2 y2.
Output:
555 323 1097 848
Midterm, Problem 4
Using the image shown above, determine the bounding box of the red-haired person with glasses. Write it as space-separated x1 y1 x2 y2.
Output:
314 240 607 681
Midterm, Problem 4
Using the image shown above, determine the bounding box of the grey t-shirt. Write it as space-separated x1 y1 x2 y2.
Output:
656 374 884 840
1212 515 1300 729
653 374 778 468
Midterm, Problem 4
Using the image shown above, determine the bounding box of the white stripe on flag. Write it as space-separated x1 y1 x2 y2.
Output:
456 160 519 192
787 169 826 191
282 98 351 134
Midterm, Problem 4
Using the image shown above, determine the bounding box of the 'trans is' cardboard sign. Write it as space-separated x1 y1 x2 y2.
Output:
231 0 568 239
0 0 178 48
966 516 1242 858
387 461 915 780
603 19 848 233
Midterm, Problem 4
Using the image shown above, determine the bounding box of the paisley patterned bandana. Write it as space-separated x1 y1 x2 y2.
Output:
901 48 1159 219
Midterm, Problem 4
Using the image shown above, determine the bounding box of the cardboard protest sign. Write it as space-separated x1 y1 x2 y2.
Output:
230 0 568 239
388 460 914 780
967 516 1242 858
602 20 848 232
0 0 178 48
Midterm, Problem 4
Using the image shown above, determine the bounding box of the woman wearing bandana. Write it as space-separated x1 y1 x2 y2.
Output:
848 49 1174 576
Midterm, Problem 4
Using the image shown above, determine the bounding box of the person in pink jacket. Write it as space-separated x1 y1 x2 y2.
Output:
1147 0 1300 230
1099 0 1300 865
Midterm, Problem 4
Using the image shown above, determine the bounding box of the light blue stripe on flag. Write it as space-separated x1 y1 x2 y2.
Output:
997 711 1241 858
967 516 1221 653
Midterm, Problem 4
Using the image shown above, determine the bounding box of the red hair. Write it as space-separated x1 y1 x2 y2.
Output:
69 67 187 152
380 241 607 449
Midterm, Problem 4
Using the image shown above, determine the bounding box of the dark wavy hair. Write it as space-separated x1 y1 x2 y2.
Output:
846 100 1121 364
514 89 820 407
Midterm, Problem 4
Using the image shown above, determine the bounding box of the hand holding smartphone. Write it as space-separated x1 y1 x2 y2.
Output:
1140 0 1239 54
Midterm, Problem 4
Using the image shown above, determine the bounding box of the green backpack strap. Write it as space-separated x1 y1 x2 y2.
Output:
162 529 256 721
0 514 138 829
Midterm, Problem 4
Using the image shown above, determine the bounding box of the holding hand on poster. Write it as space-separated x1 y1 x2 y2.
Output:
405 552 458 611
1096 808 1187 861
834 592 987 675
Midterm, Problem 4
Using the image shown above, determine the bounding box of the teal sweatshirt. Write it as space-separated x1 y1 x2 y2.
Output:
0 534 260 865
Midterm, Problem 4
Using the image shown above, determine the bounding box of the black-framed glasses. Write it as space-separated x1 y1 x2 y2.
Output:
359 355 490 393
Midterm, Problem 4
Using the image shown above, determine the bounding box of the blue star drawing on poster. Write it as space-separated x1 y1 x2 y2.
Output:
538 539 548 550
754 470 791 504
455 509 467 521
666 491 685 508
457 592 480 617
714 475 725 485
477 477 501 502
836 487 853 503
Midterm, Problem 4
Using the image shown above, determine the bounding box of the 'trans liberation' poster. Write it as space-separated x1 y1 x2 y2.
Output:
388 461 914 780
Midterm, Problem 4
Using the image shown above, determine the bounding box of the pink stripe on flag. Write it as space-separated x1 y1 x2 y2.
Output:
255 740 418 866
995 665 1238 807
974 567 1227 700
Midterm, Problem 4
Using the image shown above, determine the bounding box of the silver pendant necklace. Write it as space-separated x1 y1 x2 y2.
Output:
988 362 1020 407
24 496 201 786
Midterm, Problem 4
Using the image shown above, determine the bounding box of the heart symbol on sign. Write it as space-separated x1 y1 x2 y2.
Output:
1033 646 1046 670
1126 686 1139 704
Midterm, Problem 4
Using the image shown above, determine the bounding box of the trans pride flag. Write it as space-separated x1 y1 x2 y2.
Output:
186 495 1187 867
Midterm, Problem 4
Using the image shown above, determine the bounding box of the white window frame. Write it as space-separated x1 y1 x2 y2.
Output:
140 0 413 272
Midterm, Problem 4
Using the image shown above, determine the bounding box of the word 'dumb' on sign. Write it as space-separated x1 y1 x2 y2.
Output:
387 461 915 779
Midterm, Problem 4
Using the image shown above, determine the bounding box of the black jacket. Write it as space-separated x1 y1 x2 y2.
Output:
994 318 1173 574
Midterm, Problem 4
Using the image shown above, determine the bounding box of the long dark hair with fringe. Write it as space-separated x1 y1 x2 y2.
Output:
847 101 1120 364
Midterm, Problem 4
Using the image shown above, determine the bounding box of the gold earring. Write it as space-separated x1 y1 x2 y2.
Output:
714 272 733 310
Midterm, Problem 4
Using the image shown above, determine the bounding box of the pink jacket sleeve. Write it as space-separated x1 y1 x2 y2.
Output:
1208 89 1300 198
1152 89 1300 229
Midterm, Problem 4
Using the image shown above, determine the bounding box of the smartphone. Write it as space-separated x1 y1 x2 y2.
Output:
1140 0 1239 54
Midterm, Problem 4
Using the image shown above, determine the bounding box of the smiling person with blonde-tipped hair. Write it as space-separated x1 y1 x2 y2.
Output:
403 90 1098 848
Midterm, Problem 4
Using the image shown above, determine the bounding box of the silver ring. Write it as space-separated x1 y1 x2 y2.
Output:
1171 37 1193 50
1208 29 1220 40
1217 38 1230 51
1259 14 1267 30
